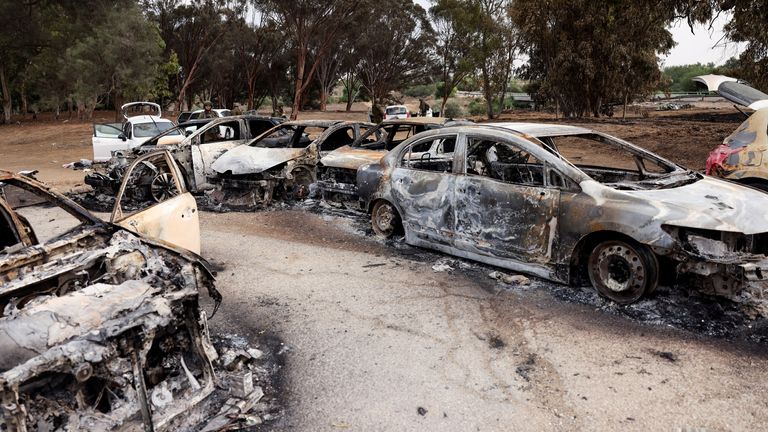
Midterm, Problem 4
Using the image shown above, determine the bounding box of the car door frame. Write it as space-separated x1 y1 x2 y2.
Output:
452 130 567 279
189 118 249 188
390 132 460 248
111 150 201 253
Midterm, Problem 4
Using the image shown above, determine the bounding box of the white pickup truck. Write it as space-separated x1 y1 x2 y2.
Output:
92 102 177 162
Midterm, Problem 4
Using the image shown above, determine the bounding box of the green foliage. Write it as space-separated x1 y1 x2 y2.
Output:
467 98 486 116
403 84 437 98
660 63 717 92
434 82 456 99
443 99 464 117
511 0 713 117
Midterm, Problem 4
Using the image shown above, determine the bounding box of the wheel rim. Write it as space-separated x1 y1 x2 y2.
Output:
589 241 647 302
373 202 396 236
150 172 179 202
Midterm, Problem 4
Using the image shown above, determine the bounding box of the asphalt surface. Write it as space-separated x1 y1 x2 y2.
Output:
201 209 768 431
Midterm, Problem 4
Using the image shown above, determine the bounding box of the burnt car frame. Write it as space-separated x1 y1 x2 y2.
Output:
1 152 266 430
86 115 284 200
317 117 472 198
208 120 375 205
694 74 768 191
357 123 768 306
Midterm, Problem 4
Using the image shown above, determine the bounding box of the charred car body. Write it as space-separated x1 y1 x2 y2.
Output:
1 153 262 430
694 74 768 191
358 123 768 309
208 120 375 205
85 115 284 201
317 117 471 199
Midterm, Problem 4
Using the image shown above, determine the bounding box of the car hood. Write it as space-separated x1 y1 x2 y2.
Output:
320 146 386 170
624 176 768 234
212 145 306 175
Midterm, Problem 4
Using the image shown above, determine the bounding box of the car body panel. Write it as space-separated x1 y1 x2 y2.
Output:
110 150 200 253
697 75 768 183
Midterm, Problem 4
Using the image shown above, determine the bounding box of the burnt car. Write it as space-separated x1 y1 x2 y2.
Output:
208 120 374 205
0 152 263 430
357 123 768 308
317 117 471 199
86 115 284 200
694 74 768 191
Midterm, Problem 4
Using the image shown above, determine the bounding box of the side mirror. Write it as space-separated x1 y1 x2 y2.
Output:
185 129 193 137
118 133 127 142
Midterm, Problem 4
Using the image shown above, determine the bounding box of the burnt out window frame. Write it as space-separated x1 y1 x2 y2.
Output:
397 133 458 173
548 132 678 179
460 132 580 191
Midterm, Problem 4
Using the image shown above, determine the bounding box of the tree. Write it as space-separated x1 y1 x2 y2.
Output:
164 0 228 111
355 0 435 106
472 0 516 119
256 0 360 119
430 0 476 114
720 2 768 91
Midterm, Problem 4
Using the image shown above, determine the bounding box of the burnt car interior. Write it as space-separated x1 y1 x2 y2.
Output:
320 126 357 151
1 182 86 248
357 124 432 151
401 136 456 172
466 138 545 186
249 118 278 136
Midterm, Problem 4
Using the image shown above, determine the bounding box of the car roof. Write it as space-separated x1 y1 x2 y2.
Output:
282 120 345 127
481 122 593 137
381 116 458 126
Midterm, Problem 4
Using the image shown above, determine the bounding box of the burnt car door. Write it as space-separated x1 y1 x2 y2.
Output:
392 133 458 246
190 119 249 188
111 151 201 253
453 133 560 270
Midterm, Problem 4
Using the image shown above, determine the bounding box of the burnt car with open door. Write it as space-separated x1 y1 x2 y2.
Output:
85 115 284 201
694 74 768 191
358 123 768 312
208 120 374 206
0 151 262 430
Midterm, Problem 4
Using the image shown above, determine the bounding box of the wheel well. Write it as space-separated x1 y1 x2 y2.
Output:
569 231 644 285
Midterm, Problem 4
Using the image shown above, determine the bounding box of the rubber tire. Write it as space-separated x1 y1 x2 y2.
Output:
587 239 658 304
371 200 402 238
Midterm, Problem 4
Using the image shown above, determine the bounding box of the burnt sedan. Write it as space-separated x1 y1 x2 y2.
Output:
357 123 768 307
208 120 374 205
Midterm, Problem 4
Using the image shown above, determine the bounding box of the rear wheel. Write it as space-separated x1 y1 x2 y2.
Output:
371 200 402 238
587 239 658 304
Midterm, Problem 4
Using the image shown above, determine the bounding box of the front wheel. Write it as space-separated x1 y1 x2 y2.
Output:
371 200 402 238
587 239 658 304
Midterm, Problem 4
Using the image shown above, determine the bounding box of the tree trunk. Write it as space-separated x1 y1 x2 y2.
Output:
440 96 448 116
20 80 28 120
319 88 328 111
291 45 307 120
0 65 11 124
345 97 353 112
622 92 628 120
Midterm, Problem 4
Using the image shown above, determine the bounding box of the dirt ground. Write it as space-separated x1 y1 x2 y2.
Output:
3 102 767 431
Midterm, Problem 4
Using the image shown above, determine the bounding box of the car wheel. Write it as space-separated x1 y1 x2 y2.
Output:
371 200 402 238
150 172 179 202
587 239 658 304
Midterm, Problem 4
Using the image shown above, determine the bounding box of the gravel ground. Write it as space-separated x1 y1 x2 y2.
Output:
201 209 768 431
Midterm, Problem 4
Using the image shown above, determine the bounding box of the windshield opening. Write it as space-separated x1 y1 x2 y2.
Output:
547 133 695 190
133 122 178 138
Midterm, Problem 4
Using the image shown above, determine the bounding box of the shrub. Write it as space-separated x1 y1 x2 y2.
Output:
443 100 464 118
403 84 436 98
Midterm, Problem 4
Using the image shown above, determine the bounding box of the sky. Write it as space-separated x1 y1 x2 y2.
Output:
413 0 745 67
